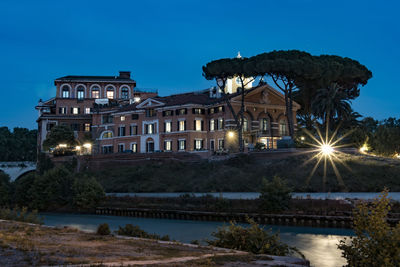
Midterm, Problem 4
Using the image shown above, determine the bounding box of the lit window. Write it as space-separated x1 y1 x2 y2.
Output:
72 107 79 115
179 140 186 151
178 108 186 115
106 87 114 99
121 116 125 121
77 86 85 99
279 120 287 136
193 108 202 114
59 107 67 114
164 140 172 151
102 131 113 139
242 118 248 132
146 124 155 134
195 139 203 150
91 86 100 98
179 120 185 131
218 118 224 130
195 119 202 131
210 119 215 131
131 143 137 152
218 139 224 150
84 123 91 132
261 118 269 131
121 87 129 99
165 121 172 133
85 108 91 114
61 85 70 98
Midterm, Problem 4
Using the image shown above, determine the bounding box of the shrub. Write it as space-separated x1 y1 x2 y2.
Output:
116 224 170 241
259 176 292 213
72 174 105 209
207 218 303 258
96 223 111 235
0 207 42 224
338 189 400 267
0 171 12 206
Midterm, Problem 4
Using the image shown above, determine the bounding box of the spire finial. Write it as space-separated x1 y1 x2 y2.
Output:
237 51 242 58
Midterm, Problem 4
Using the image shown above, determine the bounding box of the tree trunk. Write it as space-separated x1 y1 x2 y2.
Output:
239 82 245 152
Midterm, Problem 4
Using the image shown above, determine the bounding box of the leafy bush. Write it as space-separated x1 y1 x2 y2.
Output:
207 218 303 258
0 207 42 224
338 189 400 267
96 223 111 235
72 174 105 209
0 172 12 206
259 176 292 212
116 224 170 241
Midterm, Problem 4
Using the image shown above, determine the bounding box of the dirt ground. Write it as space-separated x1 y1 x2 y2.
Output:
0 220 309 267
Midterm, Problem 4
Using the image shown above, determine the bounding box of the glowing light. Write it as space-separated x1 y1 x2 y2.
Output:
76 146 81 150
83 143 92 149
300 136 305 141
227 131 235 138
320 144 334 155
134 97 141 103
359 144 369 153
58 144 67 148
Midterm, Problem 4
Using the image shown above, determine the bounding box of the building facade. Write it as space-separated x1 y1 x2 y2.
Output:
36 71 299 156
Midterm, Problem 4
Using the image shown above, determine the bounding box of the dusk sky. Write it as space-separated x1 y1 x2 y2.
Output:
0 0 399 129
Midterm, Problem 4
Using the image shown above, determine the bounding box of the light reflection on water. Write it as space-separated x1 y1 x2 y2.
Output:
41 213 352 267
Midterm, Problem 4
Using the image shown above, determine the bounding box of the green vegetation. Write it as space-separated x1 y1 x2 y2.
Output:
42 125 76 151
0 207 42 224
116 224 170 241
0 171 12 206
96 223 111 235
259 176 292 212
207 218 304 258
93 153 400 192
338 190 400 267
0 127 37 161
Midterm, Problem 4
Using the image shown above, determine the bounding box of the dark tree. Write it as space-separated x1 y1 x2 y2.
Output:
42 125 76 151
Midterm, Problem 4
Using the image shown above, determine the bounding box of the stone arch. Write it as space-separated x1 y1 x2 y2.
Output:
105 84 116 99
75 84 87 99
60 84 72 98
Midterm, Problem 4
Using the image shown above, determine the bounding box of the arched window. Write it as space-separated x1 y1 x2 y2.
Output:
77 85 85 99
101 131 113 139
106 86 114 99
91 86 100 98
241 117 249 132
260 118 269 132
121 87 129 99
61 85 70 98
279 119 287 136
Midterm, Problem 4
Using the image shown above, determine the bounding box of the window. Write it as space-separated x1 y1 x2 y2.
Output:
102 115 113 124
177 108 186 115
91 86 100 98
164 121 172 133
101 131 113 139
261 118 269 132
163 110 173 117
218 106 224 112
146 140 154 152
146 109 156 117
209 108 215 114
218 118 224 130
72 107 79 115
193 108 203 114
242 118 249 132
61 85 70 98
210 140 215 151
131 114 139 120
178 120 186 131
210 119 215 131
121 116 125 121
195 119 203 131
118 144 125 152
131 143 137 153
121 87 129 99
84 123 91 132
145 123 156 134
85 108 91 114
164 140 172 151
59 107 67 114
218 139 225 150
102 145 113 154
106 86 114 99
195 139 203 150
77 86 85 99
279 120 287 136
118 126 126 136
178 140 186 151
130 125 138 135
71 123 80 131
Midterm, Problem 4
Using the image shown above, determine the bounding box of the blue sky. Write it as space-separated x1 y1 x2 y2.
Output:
0 0 399 129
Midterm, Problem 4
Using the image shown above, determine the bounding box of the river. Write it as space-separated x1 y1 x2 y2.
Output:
42 213 354 267
106 191 400 201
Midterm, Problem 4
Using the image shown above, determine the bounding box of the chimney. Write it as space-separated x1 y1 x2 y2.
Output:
119 71 131 79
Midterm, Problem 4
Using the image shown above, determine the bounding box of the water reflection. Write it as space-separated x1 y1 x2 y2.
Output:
42 213 352 267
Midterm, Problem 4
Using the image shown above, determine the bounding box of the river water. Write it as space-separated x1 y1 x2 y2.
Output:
106 191 400 201
42 213 353 267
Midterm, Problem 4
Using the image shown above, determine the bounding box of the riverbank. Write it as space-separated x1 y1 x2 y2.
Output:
92 152 400 192
0 219 309 266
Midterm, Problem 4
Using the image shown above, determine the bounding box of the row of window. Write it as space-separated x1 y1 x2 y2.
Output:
59 107 92 115
61 85 130 99
104 138 225 154
55 122 91 132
